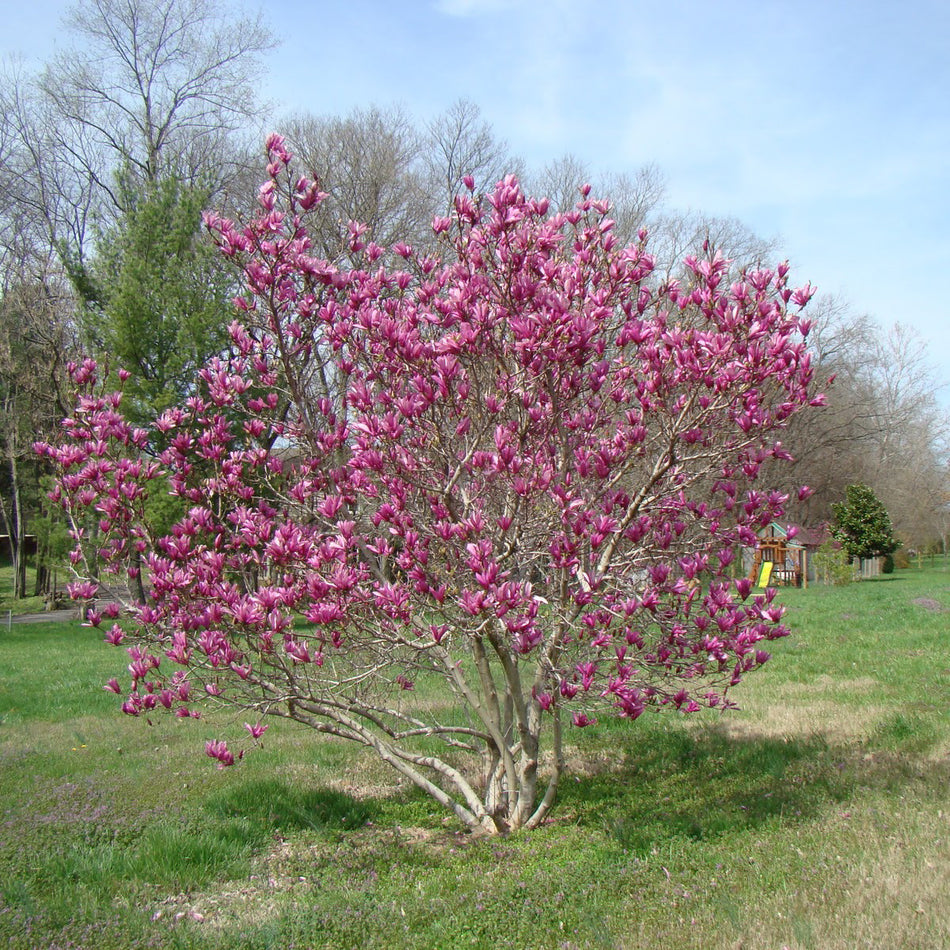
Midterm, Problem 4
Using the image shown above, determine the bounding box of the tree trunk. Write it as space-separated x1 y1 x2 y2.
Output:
130 547 147 603
34 562 48 598
0 452 26 598
12 458 25 598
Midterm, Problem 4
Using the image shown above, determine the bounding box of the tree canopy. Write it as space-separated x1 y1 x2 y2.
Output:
831 483 900 561
76 177 235 423
41 139 821 832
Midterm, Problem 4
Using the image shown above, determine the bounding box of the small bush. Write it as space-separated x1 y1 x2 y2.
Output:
812 540 852 586
882 553 895 574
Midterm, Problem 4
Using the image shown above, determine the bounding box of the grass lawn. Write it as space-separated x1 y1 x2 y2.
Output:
0 561 54 615
1 567 950 948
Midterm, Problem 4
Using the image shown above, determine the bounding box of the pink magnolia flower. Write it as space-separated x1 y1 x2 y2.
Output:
205 739 234 768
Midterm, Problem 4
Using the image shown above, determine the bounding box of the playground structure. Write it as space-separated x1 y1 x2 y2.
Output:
747 522 809 588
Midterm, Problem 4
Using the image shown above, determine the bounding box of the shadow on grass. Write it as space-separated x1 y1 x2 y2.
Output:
561 721 950 854
206 778 375 833
211 720 949 858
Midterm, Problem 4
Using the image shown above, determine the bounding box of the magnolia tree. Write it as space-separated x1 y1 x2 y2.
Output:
39 136 820 834
831 483 899 561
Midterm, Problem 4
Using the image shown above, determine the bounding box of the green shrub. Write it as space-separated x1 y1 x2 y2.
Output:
812 540 853 586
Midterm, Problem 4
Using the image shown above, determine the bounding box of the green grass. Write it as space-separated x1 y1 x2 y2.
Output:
2 568 950 948
0 561 50 614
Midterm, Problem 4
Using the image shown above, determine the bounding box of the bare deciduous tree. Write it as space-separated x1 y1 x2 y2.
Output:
3 0 273 265
776 298 949 546
284 105 431 259
43 0 274 198
649 209 778 283
0 275 75 597
424 98 524 213
529 155 665 247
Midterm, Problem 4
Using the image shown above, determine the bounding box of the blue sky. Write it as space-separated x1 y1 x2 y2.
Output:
6 0 950 394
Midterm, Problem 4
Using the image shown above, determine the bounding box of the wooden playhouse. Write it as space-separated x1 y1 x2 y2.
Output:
747 522 811 588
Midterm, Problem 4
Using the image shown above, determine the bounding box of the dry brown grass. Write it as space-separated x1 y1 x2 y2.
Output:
717 676 888 745
727 803 950 950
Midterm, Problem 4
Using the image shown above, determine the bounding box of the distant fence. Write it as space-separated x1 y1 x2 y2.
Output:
855 557 881 579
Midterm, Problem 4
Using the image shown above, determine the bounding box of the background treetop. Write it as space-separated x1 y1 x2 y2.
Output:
831 484 900 562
